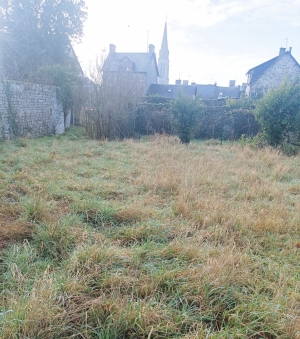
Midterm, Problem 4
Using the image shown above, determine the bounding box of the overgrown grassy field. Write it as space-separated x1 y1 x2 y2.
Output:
1 128 300 338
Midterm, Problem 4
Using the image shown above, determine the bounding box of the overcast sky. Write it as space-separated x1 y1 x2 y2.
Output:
73 0 300 87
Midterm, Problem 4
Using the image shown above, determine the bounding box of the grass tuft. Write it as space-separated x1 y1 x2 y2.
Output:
32 217 76 261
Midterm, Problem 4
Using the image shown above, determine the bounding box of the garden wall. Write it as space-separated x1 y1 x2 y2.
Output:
135 99 259 141
0 80 67 139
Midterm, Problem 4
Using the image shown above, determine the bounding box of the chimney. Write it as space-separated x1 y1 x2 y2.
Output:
149 44 155 54
289 47 292 54
175 79 182 85
229 80 236 88
182 80 188 85
109 44 116 54
279 47 286 56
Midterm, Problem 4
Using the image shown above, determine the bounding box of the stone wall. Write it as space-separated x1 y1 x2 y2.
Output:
247 53 300 96
0 80 66 139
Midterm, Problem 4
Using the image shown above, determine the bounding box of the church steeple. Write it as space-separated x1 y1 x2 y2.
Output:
158 22 169 84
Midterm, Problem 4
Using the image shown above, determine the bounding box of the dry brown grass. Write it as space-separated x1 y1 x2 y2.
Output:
1 131 300 338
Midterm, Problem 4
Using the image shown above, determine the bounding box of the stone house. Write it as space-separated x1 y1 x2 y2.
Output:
102 43 159 97
246 47 300 97
102 23 170 97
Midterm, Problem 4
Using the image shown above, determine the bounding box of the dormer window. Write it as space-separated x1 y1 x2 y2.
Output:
120 56 133 72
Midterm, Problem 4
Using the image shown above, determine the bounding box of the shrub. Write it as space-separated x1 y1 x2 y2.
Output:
226 97 257 111
136 101 172 135
171 93 203 143
255 81 300 146
145 94 168 104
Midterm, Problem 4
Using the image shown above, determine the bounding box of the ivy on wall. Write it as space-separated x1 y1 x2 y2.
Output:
3 81 19 138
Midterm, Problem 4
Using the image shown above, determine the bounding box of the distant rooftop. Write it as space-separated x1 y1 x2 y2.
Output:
197 84 240 99
147 84 196 98
103 44 159 76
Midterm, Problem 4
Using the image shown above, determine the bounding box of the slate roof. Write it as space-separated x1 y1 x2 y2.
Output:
103 52 159 76
147 84 197 99
246 57 278 84
196 84 217 99
148 84 240 99
196 84 240 99
217 86 241 99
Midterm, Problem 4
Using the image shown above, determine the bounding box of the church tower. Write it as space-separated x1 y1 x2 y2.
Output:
158 22 169 84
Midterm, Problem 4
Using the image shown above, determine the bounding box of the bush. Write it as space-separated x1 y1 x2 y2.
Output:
255 81 300 146
136 101 172 135
226 97 257 111
171 93 203 143
145 94 168 104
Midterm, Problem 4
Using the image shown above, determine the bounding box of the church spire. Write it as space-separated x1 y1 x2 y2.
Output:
158 22 169 84
159 22 169 60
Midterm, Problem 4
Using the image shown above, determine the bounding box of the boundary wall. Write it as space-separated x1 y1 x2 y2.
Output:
0 81 67 139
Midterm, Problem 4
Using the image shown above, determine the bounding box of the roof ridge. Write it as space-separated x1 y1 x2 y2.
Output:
246 56 278 74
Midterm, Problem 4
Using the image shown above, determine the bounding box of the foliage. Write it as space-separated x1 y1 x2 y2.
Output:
0 0 87 80
32 65 80 111
255 81 300 146
171 93 203 143
226 97 257 111
136 101 172 136
137 98 260 141
239 132 269 149
3 80 19 137
279 142 300 156
145 94 168 104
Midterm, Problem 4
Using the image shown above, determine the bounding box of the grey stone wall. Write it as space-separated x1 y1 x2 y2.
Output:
0 81 65 139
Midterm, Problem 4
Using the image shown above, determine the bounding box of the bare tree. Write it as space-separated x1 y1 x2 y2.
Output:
84 55 143 140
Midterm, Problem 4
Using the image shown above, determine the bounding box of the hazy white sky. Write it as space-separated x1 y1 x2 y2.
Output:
73 0 300 87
